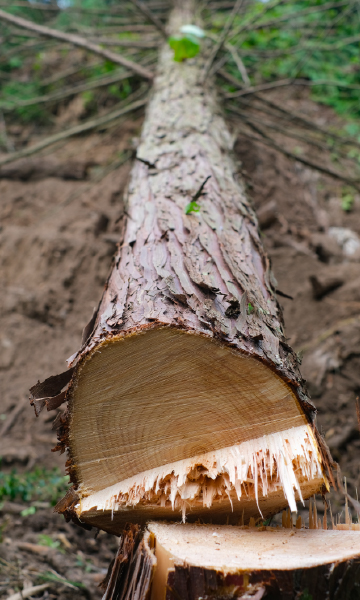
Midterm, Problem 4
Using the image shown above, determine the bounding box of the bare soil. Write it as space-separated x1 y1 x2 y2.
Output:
1 87 359 598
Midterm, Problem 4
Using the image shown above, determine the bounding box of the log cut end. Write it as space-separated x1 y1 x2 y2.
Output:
68 326 327 533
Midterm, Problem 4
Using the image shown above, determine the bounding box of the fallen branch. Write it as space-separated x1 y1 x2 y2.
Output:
88 37 160 48
6 585 50 600
235 118 360 191
0 8 154 80
227 105 339 154
229 32 360 59
40 61 104 86
225 77 360 98
224 77 293 97
1 69 136 112
229 0 287 40
0 97 148 168
255 94 360 150
0 397 28 437
230 0 352 35
218 69 360 150
0 39 56 65
226 43 250 86
130 0 167 38
289 0 355 80
0 1 170 15
202 0 245 80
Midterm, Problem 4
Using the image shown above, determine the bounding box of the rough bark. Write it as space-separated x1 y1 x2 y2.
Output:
30 1 334 532
100 524 155 600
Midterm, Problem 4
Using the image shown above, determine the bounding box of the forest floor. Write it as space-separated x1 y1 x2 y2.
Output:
1 86 360 598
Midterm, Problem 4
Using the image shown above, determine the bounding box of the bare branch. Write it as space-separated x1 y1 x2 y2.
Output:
255 96 360 150
0 97 148 168
223 72 360 96
130 0 167 38
235 119 360 191
0 8 154 80
224 77 294 97
229 0 287 40
1 70 137 113
202 0 245 81
229 0 351 36
0 1 170 15
228 106 334 153
226 44 250 87
88 37 160 48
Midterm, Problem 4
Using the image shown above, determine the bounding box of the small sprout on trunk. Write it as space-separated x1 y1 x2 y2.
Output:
169 24 205 62
169 35 200 62
185 200 201 214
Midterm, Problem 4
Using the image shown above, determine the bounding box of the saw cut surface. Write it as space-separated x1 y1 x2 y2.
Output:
70 327 307 494
77 422 325 531
149 522 360 571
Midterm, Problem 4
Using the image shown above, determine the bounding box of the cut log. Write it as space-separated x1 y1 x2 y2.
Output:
31 2 334 534
101 522 360 600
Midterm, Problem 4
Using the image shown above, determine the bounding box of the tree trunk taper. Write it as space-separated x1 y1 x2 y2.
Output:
30 1 334 535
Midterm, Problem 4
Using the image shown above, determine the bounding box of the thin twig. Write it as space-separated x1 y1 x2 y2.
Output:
224 78 294 97
227 105 339 153
218 69 360 150
226 44 250 86
207 33 250 86
6 584 50 600
0 39 56 65
0 398 28 437
88 37 160 48
290 1 355 80
255 95 360 150
202 0 245 81
0 97 148 168
0 1 171 15
231 34 360 58
130 0 167 38
229 0 352 36
40 61 104 86
235 119 360 191
229 0 287 40
1 71 131 112
0 110 15 152
0 8 154 80
225 76 360 98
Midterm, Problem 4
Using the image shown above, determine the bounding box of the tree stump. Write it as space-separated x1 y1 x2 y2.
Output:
99 521 360 600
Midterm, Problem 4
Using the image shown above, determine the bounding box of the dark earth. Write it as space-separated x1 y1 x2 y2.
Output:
1 85 359 598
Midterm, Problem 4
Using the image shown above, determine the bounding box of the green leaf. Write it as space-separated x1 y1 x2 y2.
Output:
21 506 36 517
185 201 201 214
8 57 22 69
341 193 354 212
247 303 254 314
168 35 200 62
38 534 62 550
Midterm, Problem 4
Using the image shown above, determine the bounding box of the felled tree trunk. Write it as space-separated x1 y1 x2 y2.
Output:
30 1 334 534
100 522 360 600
